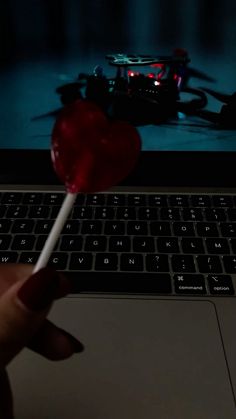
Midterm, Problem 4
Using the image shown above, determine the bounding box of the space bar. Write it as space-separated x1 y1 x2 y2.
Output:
63 272 172 294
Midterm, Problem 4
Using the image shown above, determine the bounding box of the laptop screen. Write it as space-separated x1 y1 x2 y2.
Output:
0 1 236 154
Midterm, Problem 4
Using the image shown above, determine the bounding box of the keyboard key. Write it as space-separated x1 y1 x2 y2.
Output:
223 256 236 273
107 194 126 206
11 235 36 251
148 195 167 207
0 220 12 233
212 195 233 207
43 193 64 205
62 220 80 234
1 192 22 204
181 238 205 254
35 220 54 234
95 253 118 270
116 207 136 220
73 207 93 219
12 219 35 233
81 220 102 235
205 238 230 254
146 254 169 272
182 208 203 221
19 252 40 264
0 235 12 250
70 253 93 270
109 237 131 252
191 195 211 207
157 237 179 253
171 255 195 272
173 222 195 236
150 222 171 236
94 207 115 219
6 205 28 218
22 193 43 205
133 237 155 252
197 256 222 273
84 236 107 251
48 252 68 269
138 207 157 220
169 195 189 207
220 223 236 237
28 206 50 218
174 274 206 294
160 208 180 221
60 236 83 251
208 275 234 295
196 223 219 237
105 221 125 235
0 252 18 263
128 195 146 206
120 253 143 271
204 208 226 221
127 221 148 235
86 194 106 206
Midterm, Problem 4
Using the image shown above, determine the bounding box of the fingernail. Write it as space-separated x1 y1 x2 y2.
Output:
62 330 85 353
17 267 60 311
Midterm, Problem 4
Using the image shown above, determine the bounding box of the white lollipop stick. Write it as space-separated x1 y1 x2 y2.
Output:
33 192 77 273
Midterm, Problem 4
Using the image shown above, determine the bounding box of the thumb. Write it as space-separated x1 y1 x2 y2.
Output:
0 267 64 367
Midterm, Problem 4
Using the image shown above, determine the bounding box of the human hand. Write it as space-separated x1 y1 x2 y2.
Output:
0 264 84 419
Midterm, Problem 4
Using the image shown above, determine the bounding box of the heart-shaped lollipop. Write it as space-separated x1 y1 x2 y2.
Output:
33 99 141 272
51 99 141 193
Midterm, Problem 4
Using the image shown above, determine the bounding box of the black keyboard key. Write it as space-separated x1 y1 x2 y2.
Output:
227 209 236 221
81 220 102 235
120 253 143 271
62 220 80 234
223 256 236 273
0 220 12 233
230 239 236 253
0 251 18 263
11 235 36 251
128 195 146 206
138 207 157 220
35 220 54 234
127 221 148 235
43 193 65 205
95 253 118 270
182 208 203 221
196 223 219 237
67 272 172 294
191 195 211 207
6 205 28 218
60 236 83 251
148 195 167 207
160 208 180 221
48 252 68 269
174 274 206 294
204 208 226 221
150 222 171 236
70 253 93 270
208 275 234 295
19 252 40 264
0 235 12 250
181 238 205 254
105 221 125 235
109 237 131 252
73 207 93 219
197 256 222 273
220 223 236 237
28 206 50 219
1 192 22 204
169 195 189 207
94 207 115 219
84 236 107 251
205 238 230 254
157 237 179 253
12 219 35 233
116 207 136 220
146 254 169 272
0 205 7 218
212 195 233 207
173 222 195 236
86 194 106 206
171 255 195 272
133 237 155 252
107 194 126 206
22 193 43 205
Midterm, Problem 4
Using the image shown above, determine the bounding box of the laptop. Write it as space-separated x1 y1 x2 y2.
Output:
1 6 236 419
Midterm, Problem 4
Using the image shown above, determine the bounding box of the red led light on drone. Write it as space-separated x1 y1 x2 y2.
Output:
147 73 155 78
128 70 140 77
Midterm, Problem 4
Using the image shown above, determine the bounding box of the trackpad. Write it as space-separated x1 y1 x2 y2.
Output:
10 298 235 418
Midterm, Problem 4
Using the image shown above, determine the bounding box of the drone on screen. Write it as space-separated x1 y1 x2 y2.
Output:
33 49 216 126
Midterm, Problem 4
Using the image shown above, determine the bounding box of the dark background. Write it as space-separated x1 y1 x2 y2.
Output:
1 0 236 62
1 1 236 151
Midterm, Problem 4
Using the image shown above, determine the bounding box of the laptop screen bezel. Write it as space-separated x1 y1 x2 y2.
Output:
0 149 235 188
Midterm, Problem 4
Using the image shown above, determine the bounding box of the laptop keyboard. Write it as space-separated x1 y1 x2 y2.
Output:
0 190 236 296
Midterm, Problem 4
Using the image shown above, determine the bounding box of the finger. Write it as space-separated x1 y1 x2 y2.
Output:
0 267 79 367
27 319 84 360
0 369 14 419
0 264 33 295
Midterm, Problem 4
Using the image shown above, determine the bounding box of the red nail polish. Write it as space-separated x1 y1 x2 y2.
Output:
17 267 60 311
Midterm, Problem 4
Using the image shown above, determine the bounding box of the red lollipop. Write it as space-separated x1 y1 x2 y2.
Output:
33 99 141 272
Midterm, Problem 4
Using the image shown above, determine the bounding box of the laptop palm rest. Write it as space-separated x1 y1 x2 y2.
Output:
10 297 235 419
